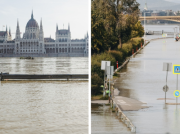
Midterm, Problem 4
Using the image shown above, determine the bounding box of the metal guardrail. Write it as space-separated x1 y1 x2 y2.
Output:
0 72 88 81
114 101 136 132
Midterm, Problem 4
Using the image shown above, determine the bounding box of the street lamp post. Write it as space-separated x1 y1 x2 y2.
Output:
144 1 148 45
144 11 146 45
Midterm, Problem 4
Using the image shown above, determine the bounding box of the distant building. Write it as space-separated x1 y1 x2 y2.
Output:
142 10 153 16
0 11 88 57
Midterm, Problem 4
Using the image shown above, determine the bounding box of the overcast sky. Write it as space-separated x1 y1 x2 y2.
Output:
165 0 180 3
0 0 89 40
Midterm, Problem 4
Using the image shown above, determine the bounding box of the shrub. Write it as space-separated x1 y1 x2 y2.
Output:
91 52 116 79
91 73 103 95
109 50 123 66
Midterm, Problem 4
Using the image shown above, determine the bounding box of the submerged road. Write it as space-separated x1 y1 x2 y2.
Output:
114 36 180 134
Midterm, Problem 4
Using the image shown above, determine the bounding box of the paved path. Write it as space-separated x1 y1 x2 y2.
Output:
113 96 149 111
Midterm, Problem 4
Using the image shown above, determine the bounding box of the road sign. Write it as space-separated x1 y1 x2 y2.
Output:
174 90 180 97
101 61 111 70
107 66 114 75
163 85 169 92
162 34 167 37
173 65 180 74
163 63 172 72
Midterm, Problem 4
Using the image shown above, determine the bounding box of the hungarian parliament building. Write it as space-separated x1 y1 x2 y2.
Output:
0 12 88 57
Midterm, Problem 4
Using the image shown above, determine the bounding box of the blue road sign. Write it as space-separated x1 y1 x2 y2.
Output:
174 90 180 97
173 65 180 74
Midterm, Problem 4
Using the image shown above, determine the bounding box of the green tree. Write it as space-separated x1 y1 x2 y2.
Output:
103 0 140 49
131 21 144 38
91 0 118 54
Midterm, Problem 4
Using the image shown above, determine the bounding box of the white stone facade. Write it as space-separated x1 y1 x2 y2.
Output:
0 11 88 57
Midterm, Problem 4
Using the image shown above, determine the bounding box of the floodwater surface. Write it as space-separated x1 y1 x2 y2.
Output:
92 33 180 134
0 57 88 134
115 36 180 134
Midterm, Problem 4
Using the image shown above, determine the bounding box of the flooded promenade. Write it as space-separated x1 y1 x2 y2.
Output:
115 36 180 134
92 25 180 133
0 57 88 134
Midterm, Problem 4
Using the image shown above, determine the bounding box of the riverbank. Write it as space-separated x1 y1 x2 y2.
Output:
91 38 144 96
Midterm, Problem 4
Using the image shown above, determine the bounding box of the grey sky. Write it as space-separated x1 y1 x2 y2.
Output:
165 0 180 3
0 0 89 40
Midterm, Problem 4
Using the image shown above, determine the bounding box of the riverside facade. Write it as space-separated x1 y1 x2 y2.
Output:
0 11 88 57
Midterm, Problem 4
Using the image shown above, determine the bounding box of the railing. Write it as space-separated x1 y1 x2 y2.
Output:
114 100 136 133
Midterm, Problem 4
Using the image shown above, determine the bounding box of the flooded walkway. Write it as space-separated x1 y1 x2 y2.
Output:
114 37 180 134
91 104 132 134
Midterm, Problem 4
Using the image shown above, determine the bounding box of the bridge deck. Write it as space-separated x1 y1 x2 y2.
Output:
139 16 180 23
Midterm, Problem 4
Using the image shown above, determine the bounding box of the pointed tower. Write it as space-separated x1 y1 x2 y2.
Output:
87 32 89 38
39 18 45 54
68 23 70 32
39 18 44 41
56 24 58 32
31 10 34 19
9 27 11 36
56 24 58 41
8 27 12 40
15 19 21 40
144 0 148 11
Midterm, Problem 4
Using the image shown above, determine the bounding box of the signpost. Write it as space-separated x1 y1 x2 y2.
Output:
163 85 169 92
174 90 180 105
162 34 167 37
163 63 172 103
174 90 180 98
101 61 111 97
107 66 114 105
173 64 180 105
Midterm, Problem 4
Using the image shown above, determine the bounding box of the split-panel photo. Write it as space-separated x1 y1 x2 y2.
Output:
0 0 89 134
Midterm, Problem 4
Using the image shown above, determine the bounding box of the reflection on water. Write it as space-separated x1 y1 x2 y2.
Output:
0 57 88 134
0 57 88 74
91 104 131 134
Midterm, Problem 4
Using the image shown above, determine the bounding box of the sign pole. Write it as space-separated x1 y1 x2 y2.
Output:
103 62 107 97
165 64 169 104
109 72 110 103
177 74 178 105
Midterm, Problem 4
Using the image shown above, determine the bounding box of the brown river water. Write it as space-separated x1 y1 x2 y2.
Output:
0 57 88 134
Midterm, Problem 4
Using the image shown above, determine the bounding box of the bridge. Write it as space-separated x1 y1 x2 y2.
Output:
139 16 180 23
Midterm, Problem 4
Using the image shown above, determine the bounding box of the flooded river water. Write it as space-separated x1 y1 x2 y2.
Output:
92 25 180 134
0 57 88 134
